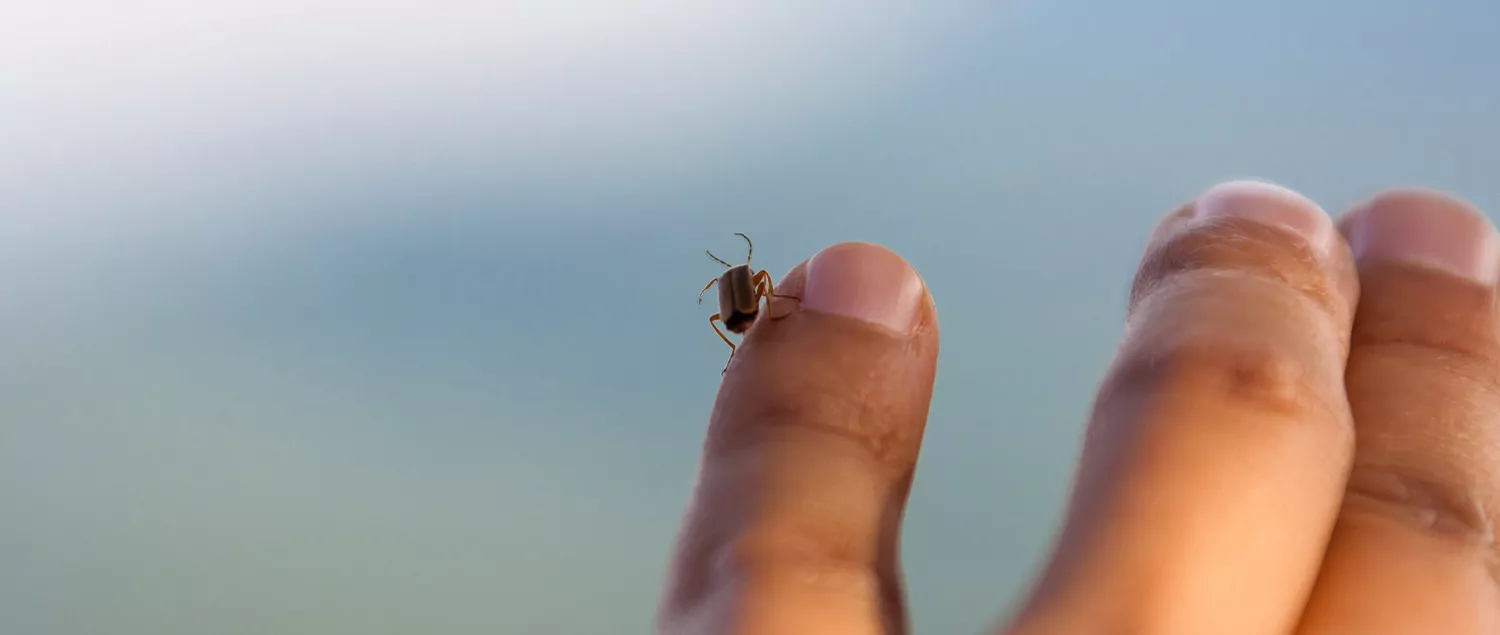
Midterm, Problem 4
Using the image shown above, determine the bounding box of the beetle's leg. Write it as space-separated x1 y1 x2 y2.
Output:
696 278 718 305
752 269 771 296
709 313 735 352
750 271 799 323
709 313 736 375
750 271 798 300
752 270 770 299
752 270 801 307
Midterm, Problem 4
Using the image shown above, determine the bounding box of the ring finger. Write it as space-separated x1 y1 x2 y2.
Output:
1296 190 1500 633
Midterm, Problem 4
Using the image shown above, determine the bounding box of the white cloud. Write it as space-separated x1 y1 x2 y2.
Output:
2 2 938 183
1 2 955 262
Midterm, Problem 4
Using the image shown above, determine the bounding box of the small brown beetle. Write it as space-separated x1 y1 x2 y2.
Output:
697 233 799 374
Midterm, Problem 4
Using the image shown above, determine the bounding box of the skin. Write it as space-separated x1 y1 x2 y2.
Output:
657 182 1500 634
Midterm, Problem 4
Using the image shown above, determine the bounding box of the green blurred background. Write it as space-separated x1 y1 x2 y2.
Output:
4 1 1497 633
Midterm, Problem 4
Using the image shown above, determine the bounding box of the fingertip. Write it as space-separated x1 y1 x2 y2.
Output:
768 260 809 320
714 241 938 462
1139 180 1359 323
800 242 933 337
1193 179 1337 254
1338 188 1500 285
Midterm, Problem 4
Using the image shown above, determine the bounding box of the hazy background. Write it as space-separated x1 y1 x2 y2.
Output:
3 1 1497 633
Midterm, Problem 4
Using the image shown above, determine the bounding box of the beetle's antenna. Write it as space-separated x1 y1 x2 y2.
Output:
735 232 753 265
705 250 733 268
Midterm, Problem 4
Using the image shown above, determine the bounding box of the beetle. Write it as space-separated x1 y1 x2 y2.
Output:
697 233 799 374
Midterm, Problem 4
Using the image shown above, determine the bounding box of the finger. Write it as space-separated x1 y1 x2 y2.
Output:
1006 181 1361 635
658 242 939 635
1295 191 1500 634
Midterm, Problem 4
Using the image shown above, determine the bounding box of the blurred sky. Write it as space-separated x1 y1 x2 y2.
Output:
3 1 1499 633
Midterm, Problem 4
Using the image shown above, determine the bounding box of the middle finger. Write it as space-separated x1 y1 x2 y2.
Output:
1006 181 1360 634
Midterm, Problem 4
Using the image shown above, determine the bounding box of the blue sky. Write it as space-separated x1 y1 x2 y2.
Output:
4 2 1498 633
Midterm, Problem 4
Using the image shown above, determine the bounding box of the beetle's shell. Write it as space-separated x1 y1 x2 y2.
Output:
718 264 759 333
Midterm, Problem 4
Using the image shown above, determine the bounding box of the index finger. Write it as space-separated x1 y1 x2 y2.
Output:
1006 181 1361 634
659 243 939 635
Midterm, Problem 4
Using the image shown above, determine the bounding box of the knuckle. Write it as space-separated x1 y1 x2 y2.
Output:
1133 216 1343 319
1350 331 1496 374
1344 465 1495 544
706 320 932 472
1108 338 1333 420
719 526 879 583
710 386 921 471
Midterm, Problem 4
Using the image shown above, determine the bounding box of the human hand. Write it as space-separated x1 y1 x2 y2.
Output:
657 181 1500 634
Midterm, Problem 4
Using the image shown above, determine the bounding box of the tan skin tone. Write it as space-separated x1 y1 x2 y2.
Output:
658 184 1500 634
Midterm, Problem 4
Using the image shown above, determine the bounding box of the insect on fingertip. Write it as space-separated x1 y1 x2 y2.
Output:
699 233 792 373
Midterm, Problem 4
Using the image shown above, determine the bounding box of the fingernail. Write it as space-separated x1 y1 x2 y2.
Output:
1194 179 1336 253
1342 189 1500 284
802 242 926 334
